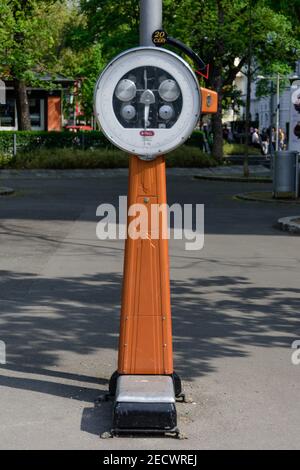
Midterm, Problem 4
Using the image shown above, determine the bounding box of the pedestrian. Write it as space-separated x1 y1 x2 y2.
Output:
272 127 276 149
278 128 286 150
261 128 269 155
252 128 261 149
202 123 210 153
268 126 275 155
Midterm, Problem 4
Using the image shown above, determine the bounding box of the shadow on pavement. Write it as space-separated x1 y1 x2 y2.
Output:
0 372 104 402
81 403 113 437
0 270 299 389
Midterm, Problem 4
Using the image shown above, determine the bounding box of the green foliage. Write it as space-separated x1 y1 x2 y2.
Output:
266 0 300 32
1 1 300 151
0 0 66 82
0 145 217 169
0 131 113 156
74 0 300 162
223 142 261 155
0 148 129 169
167 146 217 168
185 130 206 147
59 43 104 116
165 0 300 160
79 0 139 61
168 0 299 89
255 76 289 99
0 130 214 156
222 84 244 113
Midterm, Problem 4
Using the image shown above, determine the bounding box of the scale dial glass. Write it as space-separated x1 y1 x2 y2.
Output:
158 79 181 102
115 79 137 102
113 67 182 129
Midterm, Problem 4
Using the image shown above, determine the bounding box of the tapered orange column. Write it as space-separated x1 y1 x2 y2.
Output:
118 155 173 375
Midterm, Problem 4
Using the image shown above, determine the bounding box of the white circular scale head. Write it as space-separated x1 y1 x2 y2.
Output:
94 47 201 158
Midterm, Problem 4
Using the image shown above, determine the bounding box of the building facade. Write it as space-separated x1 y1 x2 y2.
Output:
224 61 300 140
0 75 74 131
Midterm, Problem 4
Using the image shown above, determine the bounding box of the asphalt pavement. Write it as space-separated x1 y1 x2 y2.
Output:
0 169 299 449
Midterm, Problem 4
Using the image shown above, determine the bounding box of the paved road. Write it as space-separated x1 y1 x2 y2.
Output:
0 171 299 449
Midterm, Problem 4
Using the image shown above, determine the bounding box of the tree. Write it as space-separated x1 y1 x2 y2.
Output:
76 0 299 160
244 0 254 177
168 0 299 160
79 0 139 62
268 0 300 25
58 42 105 119
0 0 67 130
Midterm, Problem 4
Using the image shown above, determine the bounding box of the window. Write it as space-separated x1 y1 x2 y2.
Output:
29 98 44 130
0 98 16 129
0 91 45 130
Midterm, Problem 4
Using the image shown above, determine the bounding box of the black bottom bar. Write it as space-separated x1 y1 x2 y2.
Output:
112 402 177 435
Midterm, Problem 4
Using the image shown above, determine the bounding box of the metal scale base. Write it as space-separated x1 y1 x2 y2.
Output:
111 375 179 437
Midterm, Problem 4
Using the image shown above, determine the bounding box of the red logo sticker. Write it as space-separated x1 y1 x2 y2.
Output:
140 130 155 137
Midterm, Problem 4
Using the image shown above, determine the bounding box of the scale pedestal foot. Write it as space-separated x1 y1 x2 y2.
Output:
109 370 183 397
112 375 178 436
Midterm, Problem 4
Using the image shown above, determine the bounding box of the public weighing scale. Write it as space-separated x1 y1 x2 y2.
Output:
94 0 217 437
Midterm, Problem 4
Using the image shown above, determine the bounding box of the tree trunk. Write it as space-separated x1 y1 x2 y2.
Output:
210 1 225 162
15 79 31 131
244 68 251 178
211 90 223 161
244 0 253 178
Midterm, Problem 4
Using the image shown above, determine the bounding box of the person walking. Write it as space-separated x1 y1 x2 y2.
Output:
278 128 286 150
252 128 261 149
267 126 276 155
272 127 276 151
202 123 211 153
261 128 269 156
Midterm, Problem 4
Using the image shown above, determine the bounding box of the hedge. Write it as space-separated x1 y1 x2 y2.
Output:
0 130 114 156
0 129 205 156
0 145 217 170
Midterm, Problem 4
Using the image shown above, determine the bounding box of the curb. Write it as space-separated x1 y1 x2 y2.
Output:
0 168 202 179
0 187 14 196
194 175 271 183
235 192 300 204
277 216 300 234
